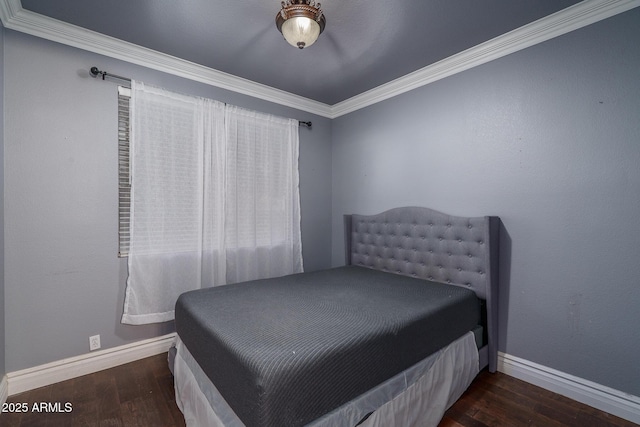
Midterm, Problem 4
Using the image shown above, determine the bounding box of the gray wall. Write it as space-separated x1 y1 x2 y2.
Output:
331 9 640 397
3 4 640 401
3 30 332 372
0 23 5 380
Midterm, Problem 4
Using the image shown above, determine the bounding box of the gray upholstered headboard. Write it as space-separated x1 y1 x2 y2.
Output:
344 206 500 372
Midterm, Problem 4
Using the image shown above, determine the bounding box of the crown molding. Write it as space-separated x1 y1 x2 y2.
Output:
331 0 640 118
1 0 639 119
0 0 19 23
0 0 333 118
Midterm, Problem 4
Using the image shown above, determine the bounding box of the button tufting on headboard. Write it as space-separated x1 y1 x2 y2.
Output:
347 206 494 302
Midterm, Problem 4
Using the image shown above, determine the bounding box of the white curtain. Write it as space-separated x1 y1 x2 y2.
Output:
224 106 303 283
122 81 303 325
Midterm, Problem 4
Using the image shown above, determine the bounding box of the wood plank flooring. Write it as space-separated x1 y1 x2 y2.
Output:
441 370 638 427
1 353 185 427
1 353 636 426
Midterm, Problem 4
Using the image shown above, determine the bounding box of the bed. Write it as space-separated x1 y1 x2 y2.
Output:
170 206 500 427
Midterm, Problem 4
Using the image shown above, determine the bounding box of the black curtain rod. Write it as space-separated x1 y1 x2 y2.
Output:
90 66 312 128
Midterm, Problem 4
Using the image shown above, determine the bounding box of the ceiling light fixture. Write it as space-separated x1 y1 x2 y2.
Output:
276 0 326 49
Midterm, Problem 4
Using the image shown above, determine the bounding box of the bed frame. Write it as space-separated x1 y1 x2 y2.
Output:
344 206 500 372
172 206 500 426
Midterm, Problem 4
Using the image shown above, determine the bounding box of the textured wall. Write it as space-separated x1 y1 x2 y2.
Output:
4 3 640 402
331 9 640 396
3 30 332 372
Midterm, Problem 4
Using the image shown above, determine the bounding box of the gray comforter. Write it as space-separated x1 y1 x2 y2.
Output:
175 265 481 427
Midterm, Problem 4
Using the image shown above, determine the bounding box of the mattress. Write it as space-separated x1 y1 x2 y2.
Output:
172 332 480 427
175 266 481 427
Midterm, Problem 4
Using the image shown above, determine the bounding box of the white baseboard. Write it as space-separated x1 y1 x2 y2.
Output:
0 375 8 407
498 352 640 425
5 339 639 425
6 333 176 396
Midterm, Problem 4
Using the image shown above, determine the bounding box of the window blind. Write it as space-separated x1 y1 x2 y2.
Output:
118 86 131 257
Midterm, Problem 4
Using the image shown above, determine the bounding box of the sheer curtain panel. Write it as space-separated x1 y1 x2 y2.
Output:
122 81 302 325
225 106 303 284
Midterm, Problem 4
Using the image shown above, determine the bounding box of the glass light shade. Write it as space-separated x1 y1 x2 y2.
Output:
281 17 321 49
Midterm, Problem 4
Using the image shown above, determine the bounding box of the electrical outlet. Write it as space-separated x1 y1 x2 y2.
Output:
89 334 101 351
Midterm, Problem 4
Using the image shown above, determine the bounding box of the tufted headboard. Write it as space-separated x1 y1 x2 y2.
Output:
344 206 500 372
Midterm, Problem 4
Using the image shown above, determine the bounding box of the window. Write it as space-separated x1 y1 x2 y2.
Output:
118 86 131 257
120 81 303 324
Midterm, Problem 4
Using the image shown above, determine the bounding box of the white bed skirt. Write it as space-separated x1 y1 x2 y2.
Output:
172 331 479 427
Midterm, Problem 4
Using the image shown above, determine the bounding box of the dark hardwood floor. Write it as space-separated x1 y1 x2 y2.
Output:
1 353 185 427
441 370 638 427
1 353 636 427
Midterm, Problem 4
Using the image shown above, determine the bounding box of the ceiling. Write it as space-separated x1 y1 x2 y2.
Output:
16 0 586 106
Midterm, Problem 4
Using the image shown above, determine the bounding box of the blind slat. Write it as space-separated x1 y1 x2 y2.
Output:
118 88 131 257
